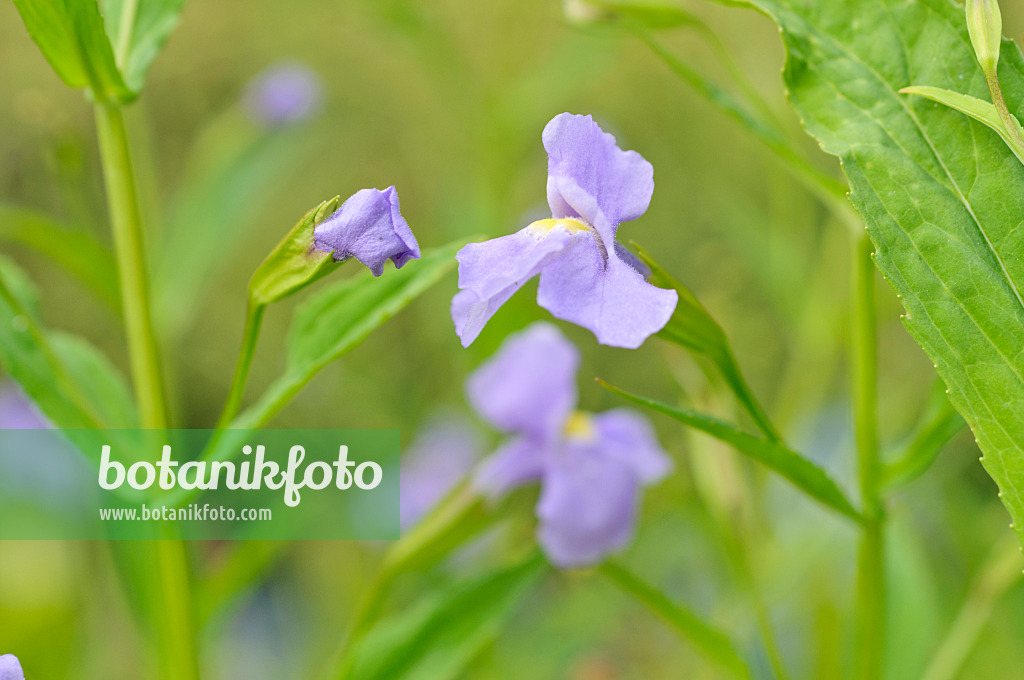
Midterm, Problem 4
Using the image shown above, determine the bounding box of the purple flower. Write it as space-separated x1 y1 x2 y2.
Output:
0 655 24 680
400 417 481 529
244 62 323 126
0 385 48 429
451 113 678 349
313 187 421 276
469 323 670 568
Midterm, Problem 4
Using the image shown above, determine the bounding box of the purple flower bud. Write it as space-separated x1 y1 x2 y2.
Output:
470 323 670 568
0 384 48 429
244 62 323 126
313 187 421 276
0 655 25 680
400 417 480 529
452 113 678 349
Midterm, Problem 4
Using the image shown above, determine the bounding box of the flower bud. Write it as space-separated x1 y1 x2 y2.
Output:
967 0 1003 73
248 196 341 306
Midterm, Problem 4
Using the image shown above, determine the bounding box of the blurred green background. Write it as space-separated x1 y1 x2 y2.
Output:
2 0 1024 678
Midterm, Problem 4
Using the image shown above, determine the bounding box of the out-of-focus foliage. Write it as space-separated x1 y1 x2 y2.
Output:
2 0 1024 678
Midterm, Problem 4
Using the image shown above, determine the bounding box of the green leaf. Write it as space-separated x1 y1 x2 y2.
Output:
229 240 463 431
882 384 966 491
632 242 780 441
11 0 134 103
285 240 462 377
742 0 1024 547
0 204 119 309
599 380 863 522
600 561 751 679
0 258 136 429
900 86 1024 165
100 0 185 91
248 197 341 306
338 555 546 680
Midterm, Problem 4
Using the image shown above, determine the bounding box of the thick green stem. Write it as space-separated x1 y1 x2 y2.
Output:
216 302 266 429
94 102 167 430
852 233 884 680
151 537 201 680
95 101 196 679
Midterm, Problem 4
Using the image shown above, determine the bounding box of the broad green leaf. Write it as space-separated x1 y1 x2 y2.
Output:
0 258 136 429
100 0 185 91
0 204 119 309
900 86 1024 165
599 380 862 521
337 555 546 680
11 0 134 103
741 0 1024 547
248 197 341 306
632 242 780 440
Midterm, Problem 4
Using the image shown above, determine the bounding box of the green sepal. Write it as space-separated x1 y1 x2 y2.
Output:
248 196 343 307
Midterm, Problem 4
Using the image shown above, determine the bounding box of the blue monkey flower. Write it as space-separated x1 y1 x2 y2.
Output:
452 113 678 349
313 187 421 277
468 323 670 568
0 655 24 680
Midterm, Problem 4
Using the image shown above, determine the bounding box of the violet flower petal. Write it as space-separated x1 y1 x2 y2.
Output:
313 186 420 276
536 440 639 568
543 113 654 247
0 655 24 680
452 227 574 347
592 409 671 484
474 436 548 498
400 418 480 529
466 322 579 440
536 236 677 349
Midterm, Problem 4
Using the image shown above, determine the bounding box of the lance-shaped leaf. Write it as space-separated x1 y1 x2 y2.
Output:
12 0 183 102
599 380 863 522
742 0 1024 546
900 86 1024 165
0 204 119 309
99 0 185 92
0 258 136 430
632 242 779 441
336 555 546 680
12 0 133 103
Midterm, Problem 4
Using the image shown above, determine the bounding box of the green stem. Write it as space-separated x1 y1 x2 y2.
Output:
94 101 195 679
151 536 201 680
94 101 167 430
600 561 752 680
852 233 884 680
216 302 266 429
985 68 1024 152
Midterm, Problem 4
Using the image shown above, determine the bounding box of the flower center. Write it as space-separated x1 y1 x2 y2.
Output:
564 411 597 442
526 217 591 236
